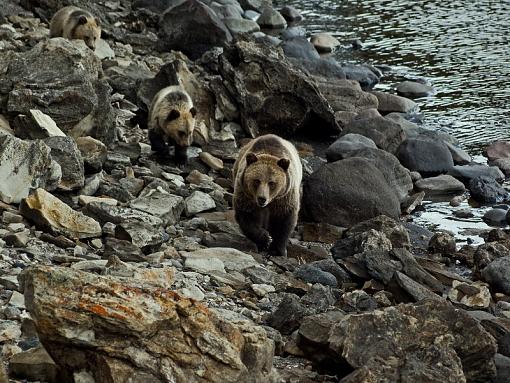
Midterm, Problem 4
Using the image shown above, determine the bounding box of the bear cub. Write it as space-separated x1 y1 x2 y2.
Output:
233 134 302 257
50 6 101 50
148 85 197 163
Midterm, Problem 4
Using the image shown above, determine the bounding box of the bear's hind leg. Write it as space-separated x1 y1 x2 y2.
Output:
268 211 297 257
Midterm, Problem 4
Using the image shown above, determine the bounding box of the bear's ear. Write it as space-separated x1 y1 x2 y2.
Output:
190 107 197 117
166 110 180 121
78 15 88 25
246 152 258 165
95 17 101 26
277 158 290 171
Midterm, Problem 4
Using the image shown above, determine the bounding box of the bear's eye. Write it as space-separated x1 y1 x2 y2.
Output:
269 181 276 189
178 131 186 137
253 180 260 187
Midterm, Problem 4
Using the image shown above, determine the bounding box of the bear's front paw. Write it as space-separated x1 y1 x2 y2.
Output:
256 231 272 251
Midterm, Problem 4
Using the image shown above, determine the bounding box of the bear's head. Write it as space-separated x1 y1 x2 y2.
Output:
73 15 101 50
160 106 197 147
243 153 290 207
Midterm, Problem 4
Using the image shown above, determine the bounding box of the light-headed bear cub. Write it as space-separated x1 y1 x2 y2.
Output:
233 134 302 257
50 6 101 50
148 85 197 163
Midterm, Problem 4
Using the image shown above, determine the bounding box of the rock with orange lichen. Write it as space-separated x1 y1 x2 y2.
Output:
19 188 101 239
22 265 277 383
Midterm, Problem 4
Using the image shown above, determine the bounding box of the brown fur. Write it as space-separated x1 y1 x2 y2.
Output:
233 134 302 257
50 6 101 50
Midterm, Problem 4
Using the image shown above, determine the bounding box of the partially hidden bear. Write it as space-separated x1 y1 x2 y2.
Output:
233 134 303 257
147 85 197 163
49 6 101 50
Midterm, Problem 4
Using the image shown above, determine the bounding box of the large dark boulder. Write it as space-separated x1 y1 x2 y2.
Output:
158 0 233 60
340 115 406 154
219 39 340 138
397 137 454 175
469 176 510 204
0 38 115 144
303 157 401 227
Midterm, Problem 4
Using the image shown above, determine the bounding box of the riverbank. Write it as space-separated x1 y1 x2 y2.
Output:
0 0 510 382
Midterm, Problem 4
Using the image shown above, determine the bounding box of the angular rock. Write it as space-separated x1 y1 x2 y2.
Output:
185 191 216 216
23 265 276 383
20 189 101 239
103 238 145 262
294 264 337 287
185 256 226 274
0 135 61 204
347 216 410 250
0 38 114 143
446 142 471 165
397 137 454 175
83 202 164 227
158 0 233 60
8 346 57 383
279 5 302 22
428 232 456 254
12 109 66 139
182 247 258 272
302 223 346 243
303 157 401 227
491 158 510 177
257 7 286 29
115 221 168 254
219 39 339 138
395 81 435 99
325 134 377 162
310 33 340 53
44 136 85 190
371 91 418 114
129 189 185 226
469 176 510 204
328 300 497 382
415 175 466 196
268 294 308 335
340 115 406 154
448 280 491 308
75 136 107 173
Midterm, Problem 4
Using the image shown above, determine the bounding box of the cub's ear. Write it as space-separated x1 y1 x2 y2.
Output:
246 152 258 165
94 17 101 26
190 107 197 118
166 110 180 121
78 15 88 25
277 158 290 171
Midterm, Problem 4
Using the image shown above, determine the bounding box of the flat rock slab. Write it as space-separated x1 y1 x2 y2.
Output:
20 188 101 239
22 265 276 383
83 202 164 227
129 189 184 225
415 175 466 195
181 247 258 272
185 191 216 216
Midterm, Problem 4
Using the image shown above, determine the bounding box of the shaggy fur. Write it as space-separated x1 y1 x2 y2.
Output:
50 6 101 50
233 134 302 257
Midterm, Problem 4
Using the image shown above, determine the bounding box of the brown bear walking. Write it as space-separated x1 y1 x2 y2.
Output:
49 6 101 50
233 134 302 257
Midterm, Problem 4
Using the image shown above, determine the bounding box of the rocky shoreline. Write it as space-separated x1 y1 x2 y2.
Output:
1 0 510 382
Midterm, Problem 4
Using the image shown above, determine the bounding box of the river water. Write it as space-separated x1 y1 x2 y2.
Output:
275 0 510 245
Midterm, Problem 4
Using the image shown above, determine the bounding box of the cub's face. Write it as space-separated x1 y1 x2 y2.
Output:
243 153 289 207
160 107 197 147
74 16 101 50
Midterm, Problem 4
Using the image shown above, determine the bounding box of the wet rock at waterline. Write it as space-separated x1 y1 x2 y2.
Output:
257 7 287 29
303 157 401 227
395 81 435 99
397 137 454 175
23 265 277 383
280 5 303 22
310 33 340 53
325 134 377 162
469 176 510 204
371 90 418 114
485 140 510 162
415 175 466 196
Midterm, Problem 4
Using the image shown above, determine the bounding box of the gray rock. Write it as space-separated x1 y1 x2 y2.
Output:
341 64 380 90
446 142 471 165
495 354 510 383
44 136 84 191
257 7 287 29
469 176 510 204
371 90 418 113
279 6 302 22
223 17 260 34
268 294 308 335
0 135 61 204
415 175 466 195
428 232 456 254
325 134 377 162
182 247 258 272
185 256 226 274
395 81 435 98
310 33 340 53
0 38 114 144
185 191 217 216
485 140 510 162
347 215 411 249
448 164 505 182
115 221 169 254
281 37 319 61
158 0 233 60
303 157 401 227
243 10 260 20
239 0 270 12
129 189 185 225
294 264 337 286
482 257 510 295
340 115 406 154
280 26 306 40
75 136 107 173
8 346 57 383
491 158 510 177
397 137 454 175
83 202 164 227
12 109 66 139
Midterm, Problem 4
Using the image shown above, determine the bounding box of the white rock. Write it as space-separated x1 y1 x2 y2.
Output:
185 191 216 216
28 109 66 137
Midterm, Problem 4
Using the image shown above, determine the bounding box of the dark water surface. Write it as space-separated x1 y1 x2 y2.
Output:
277 0 510 154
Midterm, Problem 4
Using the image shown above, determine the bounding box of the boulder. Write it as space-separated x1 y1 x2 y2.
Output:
315 79 378 116
158 0 233 60
281 37 320 61
485 141 510 162
219 39 339 138
469 176 510 204
341 64 380 90
223 18 260 34
395 81 435 98
0 38 114 144
340 115 406 154
279 5 302 22
482 257 510 295
23 265 276 383
8 346 57 383
185 191 217 216
415 175 466 196
44 136 85 191
303 157 401 227
310 33 340 53
20 188 101 239
181 247 258 272
12 109 66 139
129 189 185 226
448 164 505 183
397 137 454 175
0 135 61 204
256 7 286 29
371 91 418 114
446 142 471 165
75 136 107 173
325 134 377 162
328 300 497 382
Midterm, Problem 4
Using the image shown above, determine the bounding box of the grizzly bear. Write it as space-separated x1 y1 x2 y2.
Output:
147 85 197 163
233 134 302 257
49 6 101 50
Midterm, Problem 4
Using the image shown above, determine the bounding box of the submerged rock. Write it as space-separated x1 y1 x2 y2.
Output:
23 265 277 383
